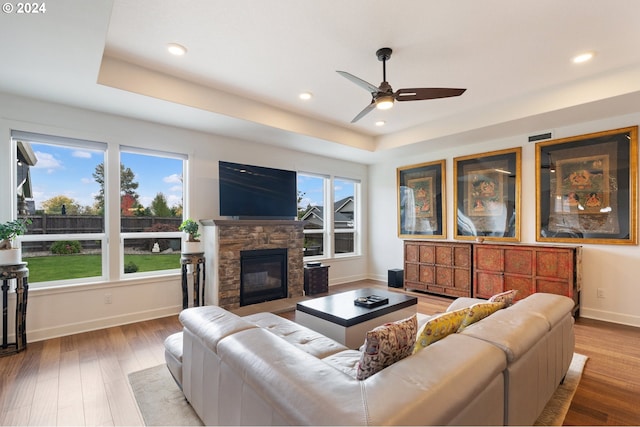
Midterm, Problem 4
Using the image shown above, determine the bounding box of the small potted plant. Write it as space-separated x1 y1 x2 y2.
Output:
0 218 31 265
179 219 202 254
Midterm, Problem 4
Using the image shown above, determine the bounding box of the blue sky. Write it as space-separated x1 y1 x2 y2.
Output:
297 174 353 208
29 143 183 210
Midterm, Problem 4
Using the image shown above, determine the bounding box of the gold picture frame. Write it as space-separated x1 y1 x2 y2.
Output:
397 160 446 238
536 126 638 244
454 147 521 241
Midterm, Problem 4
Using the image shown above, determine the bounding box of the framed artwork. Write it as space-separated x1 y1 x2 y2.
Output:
454 147 521 241
397 160 445 238
536 126 638 245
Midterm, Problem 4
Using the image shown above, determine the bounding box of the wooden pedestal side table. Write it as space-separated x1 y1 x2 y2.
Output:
181 253 205 309
1 262 29 357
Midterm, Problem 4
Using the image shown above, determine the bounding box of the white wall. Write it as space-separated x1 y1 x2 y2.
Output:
0 92 368 341
368 112 640 327
3 90 638 341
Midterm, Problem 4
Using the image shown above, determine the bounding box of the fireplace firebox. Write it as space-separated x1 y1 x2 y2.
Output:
240 248 288 306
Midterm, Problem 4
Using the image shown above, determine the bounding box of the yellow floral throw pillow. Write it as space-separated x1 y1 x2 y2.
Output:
413 308 469 353
457 301 505 332
488 289 518 307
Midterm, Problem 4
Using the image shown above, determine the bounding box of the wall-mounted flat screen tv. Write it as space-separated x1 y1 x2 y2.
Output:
219 161 297 219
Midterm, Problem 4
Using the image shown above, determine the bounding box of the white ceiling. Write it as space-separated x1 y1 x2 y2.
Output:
2 0 640 163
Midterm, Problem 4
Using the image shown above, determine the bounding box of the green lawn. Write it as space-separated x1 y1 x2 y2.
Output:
25 253 181 283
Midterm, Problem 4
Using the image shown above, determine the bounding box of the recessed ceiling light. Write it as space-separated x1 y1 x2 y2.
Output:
299 92 313 100
375 121 386 127
572 51 595 64
167 43 187 56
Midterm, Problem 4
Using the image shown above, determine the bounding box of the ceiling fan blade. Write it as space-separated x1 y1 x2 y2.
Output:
350 101 376 123
395 88 466 101
337 71 380 94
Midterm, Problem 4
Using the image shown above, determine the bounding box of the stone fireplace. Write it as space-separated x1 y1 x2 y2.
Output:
201 219 304 310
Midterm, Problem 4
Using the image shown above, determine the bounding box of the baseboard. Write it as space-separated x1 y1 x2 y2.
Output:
579 307 640 328
27 305 182 343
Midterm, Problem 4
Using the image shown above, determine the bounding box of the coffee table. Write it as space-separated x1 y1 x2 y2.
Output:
295 288 417 348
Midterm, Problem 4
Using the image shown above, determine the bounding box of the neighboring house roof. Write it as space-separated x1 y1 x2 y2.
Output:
300 196 354 228
16 140 38 199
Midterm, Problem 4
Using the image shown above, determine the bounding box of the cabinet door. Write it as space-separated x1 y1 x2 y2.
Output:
535 248 575 297
475 271 504 298
405 243 420 263
474 246 504 272
473 246 504 298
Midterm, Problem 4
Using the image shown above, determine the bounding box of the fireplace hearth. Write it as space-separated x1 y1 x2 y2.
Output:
240 248 288 306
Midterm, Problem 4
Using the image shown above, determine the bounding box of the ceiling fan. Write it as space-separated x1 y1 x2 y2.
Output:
337 47 467 123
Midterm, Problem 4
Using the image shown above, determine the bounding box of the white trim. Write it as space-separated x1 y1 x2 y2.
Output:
11 130 107 150
26 305 181 343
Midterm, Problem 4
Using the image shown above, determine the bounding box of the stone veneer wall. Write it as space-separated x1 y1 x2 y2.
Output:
211 220 304 310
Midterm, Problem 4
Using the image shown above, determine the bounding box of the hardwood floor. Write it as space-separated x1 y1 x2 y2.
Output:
0 280 638 426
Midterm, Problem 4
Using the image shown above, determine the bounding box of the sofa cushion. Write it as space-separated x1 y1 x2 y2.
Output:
243 312 348 358
413 308 469 353
457 301 505 332
355 314 418 380
505 293 575 328
459 309 548 362
489 289 518 306
322 349 361 379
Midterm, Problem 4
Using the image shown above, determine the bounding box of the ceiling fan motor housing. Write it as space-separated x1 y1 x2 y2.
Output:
376 47 392 62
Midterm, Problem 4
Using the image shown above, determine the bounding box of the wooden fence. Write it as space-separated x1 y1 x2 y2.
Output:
20 215 182 252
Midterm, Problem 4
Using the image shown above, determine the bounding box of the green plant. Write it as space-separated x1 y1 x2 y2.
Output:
0 218 31 249
124 261 139 273
50 240 82 255
179 219 200 242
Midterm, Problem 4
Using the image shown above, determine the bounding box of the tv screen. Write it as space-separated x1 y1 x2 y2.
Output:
219 161 297 219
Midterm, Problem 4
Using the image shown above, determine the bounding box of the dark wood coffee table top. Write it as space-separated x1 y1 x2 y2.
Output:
296 288 417 327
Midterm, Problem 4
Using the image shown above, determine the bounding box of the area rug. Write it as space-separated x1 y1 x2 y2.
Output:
129 353 588 426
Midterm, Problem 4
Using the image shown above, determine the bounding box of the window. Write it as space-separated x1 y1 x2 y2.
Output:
120 147 185 276
298 173 326 257
13 131 107 286
11 132 188 287
298 173 360 259
333 178 358 255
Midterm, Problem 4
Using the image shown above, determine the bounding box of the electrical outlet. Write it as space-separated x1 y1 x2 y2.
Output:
597 288 605 298
104 293 112 304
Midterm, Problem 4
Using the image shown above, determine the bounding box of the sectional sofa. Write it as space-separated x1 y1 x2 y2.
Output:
164 292 575 425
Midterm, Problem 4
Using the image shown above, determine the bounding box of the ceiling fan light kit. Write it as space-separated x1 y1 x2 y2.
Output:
375 95 394 110
337 47 467 123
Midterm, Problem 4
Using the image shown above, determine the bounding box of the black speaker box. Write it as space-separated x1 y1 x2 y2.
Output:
388 269 404 288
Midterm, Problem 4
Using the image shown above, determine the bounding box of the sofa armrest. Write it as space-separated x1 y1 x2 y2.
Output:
180 306 257 354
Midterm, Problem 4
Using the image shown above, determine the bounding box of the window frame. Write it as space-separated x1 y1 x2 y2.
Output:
298 172 361 260
332 176 360 257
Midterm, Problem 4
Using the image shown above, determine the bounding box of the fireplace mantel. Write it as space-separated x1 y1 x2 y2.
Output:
201 219 302 227
201 219 305 309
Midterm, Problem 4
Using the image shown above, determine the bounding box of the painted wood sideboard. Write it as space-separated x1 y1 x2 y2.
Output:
403 240 582 313
403 241 472 298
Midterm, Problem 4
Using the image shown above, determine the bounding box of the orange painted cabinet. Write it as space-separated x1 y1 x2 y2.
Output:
403 241 582 312
473 243 581 310
403 241 472 298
